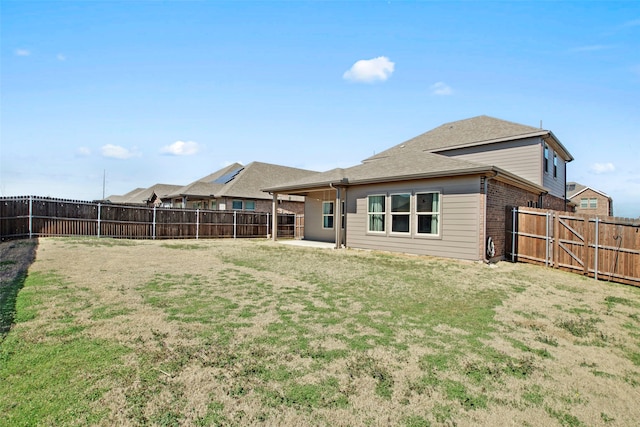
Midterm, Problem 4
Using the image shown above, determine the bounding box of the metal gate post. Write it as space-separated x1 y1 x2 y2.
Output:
233 210 237 239
196 209 200 239
594 217 599 281
97 203 101 238
511 206 517 262
152 206 157 240
28 196 33 239
266 212 270 238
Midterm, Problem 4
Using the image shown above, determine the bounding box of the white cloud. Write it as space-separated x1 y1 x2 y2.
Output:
76 147 91 157
343 56 395 83
57 54 66 61
101 144 141 159
15 49 31 56
430 81 453 96
160 140 201 156
590 162 615 174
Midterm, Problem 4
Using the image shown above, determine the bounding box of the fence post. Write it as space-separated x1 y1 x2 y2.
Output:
594 217 599 281
233 210 237 239
28 196 33 239
266 212 270 238
553 213 559 268
152 206 157 240
97 203 101 238
545 211 550 267
196 209 200 239
511 206 517 262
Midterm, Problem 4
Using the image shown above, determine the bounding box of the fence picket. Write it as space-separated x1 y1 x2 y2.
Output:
510 206 640 287
1 196 301 241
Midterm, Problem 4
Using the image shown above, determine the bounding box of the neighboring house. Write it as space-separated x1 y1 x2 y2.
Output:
165 161 317 214
265 115 574 261
107 184 183 207
566 182 613 217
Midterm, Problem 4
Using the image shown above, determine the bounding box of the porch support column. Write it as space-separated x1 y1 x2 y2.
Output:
272 192 278 241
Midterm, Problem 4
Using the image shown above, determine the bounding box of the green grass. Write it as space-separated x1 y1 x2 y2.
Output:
2 238 639 426
0 333 130 426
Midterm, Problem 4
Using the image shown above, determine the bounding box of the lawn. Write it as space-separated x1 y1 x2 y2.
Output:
1 237 639 426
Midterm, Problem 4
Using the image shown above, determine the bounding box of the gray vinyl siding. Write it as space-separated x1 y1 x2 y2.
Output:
542 149 567 199
303 190 337 242
439 137 543 186
345 176 482 260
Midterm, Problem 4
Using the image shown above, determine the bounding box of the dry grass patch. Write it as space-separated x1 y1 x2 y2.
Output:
1 237 639 426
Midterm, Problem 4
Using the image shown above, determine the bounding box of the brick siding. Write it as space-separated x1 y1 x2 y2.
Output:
570 189 612 217
485 180 567 260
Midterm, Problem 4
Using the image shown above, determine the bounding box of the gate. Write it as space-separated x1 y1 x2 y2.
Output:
508 207 640 286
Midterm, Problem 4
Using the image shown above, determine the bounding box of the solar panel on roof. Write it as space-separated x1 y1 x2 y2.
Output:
211 167 243 184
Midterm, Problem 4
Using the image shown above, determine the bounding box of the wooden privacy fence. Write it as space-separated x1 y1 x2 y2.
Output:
507 206 640 286
0 196 302 240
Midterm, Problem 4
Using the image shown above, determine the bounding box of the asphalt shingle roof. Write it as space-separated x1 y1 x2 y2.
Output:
167 162 317 200
366 115 550 160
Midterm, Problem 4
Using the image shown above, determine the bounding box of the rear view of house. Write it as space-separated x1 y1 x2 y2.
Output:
265 116 574 261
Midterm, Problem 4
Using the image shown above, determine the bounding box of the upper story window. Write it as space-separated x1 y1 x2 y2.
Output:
390 193 411 233
322 201 334 229
580 198 598 209
553 153 558 178
367 195 386 233
544 145 550 174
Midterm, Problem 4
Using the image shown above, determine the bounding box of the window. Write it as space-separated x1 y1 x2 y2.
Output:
210 200 218 210
580 198 588 208
390 193 411 233
341 201 346 229
322 201 334 229
232 200 243 210
589 198 597 208
245 200 255 211
544 145 549 173
367 195 386 232
553 153 558 178
416 192 440 235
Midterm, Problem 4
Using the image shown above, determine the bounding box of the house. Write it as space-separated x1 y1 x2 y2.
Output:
165 161 317 214
566 182 613 217
107 183 183 207
264 115 574 261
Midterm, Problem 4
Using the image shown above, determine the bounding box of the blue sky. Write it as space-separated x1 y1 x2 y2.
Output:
1 1 639 217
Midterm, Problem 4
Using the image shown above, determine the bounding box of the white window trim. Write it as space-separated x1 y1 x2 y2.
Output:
367 194 386 234
390 192 411 235
322 201 334 229
414 191 441 237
